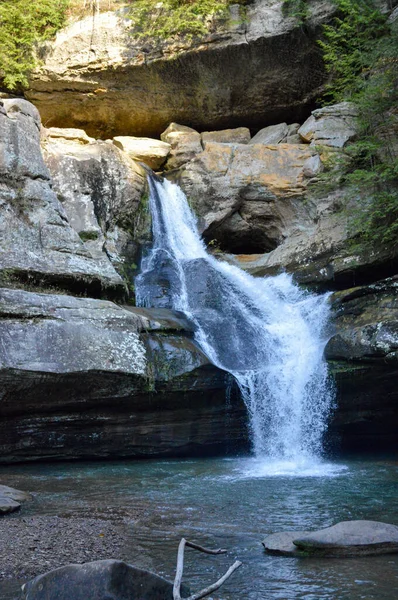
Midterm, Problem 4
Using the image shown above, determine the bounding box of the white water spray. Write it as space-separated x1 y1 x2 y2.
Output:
136 177 334 462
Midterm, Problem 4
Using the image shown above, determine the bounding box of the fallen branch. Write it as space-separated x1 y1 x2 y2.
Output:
173 537 242 600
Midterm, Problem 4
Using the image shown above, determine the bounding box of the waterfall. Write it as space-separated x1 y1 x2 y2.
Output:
136 176 334 462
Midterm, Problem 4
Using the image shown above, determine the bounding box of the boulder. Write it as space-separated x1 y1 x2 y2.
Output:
263 521 398 557
42 128 149 282
161 123 203 170
0 99 125 300
298 102 358 148
0 484 31 515
0 288 248 462
285 134 303 144
26 2 334 138
113 136 171 170
202 127 251 145
294 521 398 557
46 127 95 144
177 141 318 253
249 123 288 145
21 560 188 600
224 186 398 289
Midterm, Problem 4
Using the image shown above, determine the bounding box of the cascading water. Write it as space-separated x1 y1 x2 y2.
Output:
136 176 334 464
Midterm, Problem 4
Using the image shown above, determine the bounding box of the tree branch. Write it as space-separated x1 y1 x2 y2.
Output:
187 561 242 600
173 538 241 600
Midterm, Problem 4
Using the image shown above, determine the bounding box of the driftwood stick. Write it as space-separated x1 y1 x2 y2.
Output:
173 538 187 600
187 561 243 600
173 538 241 600
185 540 227 555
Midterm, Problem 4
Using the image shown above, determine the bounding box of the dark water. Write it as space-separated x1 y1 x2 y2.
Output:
1 456 398 599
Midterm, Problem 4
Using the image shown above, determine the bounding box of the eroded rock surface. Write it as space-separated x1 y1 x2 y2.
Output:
42 127 149 281
26 1 334 138
0 99 125 299
177 141 317 253
0 288 247 463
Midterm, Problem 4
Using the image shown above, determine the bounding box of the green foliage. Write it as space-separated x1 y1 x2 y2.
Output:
316 0 398 247
0 0 68 90
126 0 246 41
282 0 309 24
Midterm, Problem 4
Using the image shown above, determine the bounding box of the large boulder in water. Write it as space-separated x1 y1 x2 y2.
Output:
263 520 398 557
21 560 189 599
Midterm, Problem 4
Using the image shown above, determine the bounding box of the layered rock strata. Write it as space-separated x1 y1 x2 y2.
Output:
326 277 398 451
26 1 333 138
0 288 247 463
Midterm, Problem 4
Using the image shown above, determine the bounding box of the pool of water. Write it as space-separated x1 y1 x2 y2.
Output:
1 455 398 599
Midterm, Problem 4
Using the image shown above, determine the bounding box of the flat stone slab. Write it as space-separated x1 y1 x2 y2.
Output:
0 484 32 515
262 531 310 556
263 521 398 557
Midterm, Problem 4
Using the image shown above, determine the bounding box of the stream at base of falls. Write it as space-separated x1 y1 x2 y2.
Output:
1 456 397 600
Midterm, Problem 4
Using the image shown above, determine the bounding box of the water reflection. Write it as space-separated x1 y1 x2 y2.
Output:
0 456 397 599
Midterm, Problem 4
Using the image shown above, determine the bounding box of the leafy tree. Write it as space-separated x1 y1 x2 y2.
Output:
0 0 68 90
315 0 398 246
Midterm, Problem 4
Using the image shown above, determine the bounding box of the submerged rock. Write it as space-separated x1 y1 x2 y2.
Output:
263 521 398 557
21 560 187 600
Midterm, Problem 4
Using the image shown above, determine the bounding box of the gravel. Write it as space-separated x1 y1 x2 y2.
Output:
0 514 132 581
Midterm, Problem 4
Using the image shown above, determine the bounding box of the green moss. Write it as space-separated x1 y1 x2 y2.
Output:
78 230 99 242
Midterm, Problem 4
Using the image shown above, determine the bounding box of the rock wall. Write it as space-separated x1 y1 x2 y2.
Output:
25 1 334 138
0 288 248 463
0 99 126 300
327 277 398 451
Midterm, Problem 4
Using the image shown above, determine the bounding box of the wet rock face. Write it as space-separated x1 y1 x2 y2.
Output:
0 99 126 299
22 560 185 600
0 288 248 463
26 2 333 138
327 277 398 451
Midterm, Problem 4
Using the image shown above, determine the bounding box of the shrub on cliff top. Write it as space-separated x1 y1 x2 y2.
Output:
126 0 248 41
0 0 68 90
